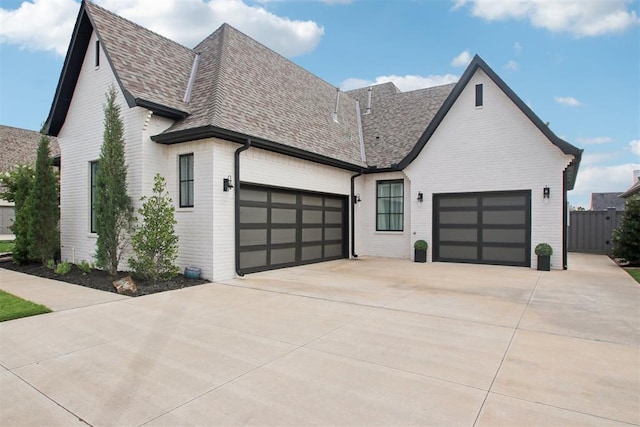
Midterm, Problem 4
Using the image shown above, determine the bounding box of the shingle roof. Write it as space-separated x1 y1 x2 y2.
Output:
347 83 456 168
84 2 195 115
0 125 60 173
620 179 640 199
590 192 626 211
161 24 364 167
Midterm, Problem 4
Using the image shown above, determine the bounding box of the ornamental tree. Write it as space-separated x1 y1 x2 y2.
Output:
0 165 35 264
129 174 179 284
94 85 133 276
613 195 640 265
27 134 60 265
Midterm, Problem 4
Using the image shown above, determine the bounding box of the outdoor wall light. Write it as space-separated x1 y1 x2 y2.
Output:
223 175 234 192
543 186 550 199
417 192 424 203
353 193 361 204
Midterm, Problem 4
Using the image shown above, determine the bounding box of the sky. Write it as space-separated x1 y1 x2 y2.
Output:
0 0 638 209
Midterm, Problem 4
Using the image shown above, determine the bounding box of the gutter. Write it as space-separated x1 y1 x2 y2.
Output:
234 139 252 277
350 170 363 258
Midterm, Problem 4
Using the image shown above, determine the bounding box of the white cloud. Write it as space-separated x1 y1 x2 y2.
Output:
453 0 640 37
514 41 522 53
554 96 583 107
576 136 614 145
571 162 640 197
505 60 519 70
580 151 620 166
629 140 640 157
340 74 459 92
451 50 472 67
0 0 324 57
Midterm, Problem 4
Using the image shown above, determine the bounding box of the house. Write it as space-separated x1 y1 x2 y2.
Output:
590 192 626 211
44 1 581 280
620 170 640 199
0 125 59 234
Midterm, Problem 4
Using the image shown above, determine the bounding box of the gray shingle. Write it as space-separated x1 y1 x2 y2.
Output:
590 192 626 211
0 125 59 174
347 83 456 168
86 2 195 114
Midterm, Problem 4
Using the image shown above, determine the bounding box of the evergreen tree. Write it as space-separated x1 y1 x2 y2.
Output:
0 165 35 264
613 195 640 265
129 174 179 284
27 134 60 265
94 85 133 276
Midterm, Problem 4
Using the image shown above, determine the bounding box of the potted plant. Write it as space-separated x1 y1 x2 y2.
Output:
535 243 552 271
414 239 428 263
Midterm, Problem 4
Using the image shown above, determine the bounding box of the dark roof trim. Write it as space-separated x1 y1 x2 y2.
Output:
397 55 583 180
152 126 363 172
44 1 189 136
135 99 188 120
43 3 91 136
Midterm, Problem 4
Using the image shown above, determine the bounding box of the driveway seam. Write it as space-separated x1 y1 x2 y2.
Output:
472 272 543 427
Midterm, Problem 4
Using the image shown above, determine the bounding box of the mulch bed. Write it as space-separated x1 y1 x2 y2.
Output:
0 258 209 297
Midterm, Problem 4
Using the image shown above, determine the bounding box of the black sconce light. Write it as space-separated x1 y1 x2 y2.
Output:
543 186 550 199
417 192 424 203
353 193 361 204
223 175 234 192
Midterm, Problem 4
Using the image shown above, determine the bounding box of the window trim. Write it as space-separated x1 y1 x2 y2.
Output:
90 161 99 233
475 83 483 107
376 179 404 232
179 153 194 208
95 40 100 68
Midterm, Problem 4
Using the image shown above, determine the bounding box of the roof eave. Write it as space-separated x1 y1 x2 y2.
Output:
152 126 364 172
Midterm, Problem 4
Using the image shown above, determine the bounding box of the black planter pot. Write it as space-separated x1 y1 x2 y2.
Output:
414 249 427 263
537 255 550 271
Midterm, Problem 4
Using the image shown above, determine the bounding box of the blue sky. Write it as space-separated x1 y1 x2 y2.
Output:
1 0 638 208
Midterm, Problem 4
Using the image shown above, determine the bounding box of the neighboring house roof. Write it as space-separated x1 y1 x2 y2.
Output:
0 125 60 173
620 179 640 199
44 2 581 186
590 192 626 211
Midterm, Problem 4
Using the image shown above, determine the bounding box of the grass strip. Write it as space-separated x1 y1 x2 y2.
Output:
0 289 51 322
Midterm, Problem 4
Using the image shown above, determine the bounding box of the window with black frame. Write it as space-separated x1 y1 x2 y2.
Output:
179 153 194 208
376 180 404 231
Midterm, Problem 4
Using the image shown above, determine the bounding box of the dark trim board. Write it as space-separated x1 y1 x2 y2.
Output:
237 183 348 275
433 190 532 267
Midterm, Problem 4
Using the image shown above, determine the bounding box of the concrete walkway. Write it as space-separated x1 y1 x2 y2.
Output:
0 253 638 426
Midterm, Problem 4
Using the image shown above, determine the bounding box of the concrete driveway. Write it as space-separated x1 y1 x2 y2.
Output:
1 253 638 426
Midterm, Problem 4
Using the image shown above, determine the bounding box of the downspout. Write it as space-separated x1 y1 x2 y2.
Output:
351 170 362 258
562 170 568 270
235 139 252 277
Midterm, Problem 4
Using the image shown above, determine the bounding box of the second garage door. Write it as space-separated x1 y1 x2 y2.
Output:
433 190 531 267
238 184 347 274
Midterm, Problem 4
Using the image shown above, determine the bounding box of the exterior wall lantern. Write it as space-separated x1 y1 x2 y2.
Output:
223 175 234 192
543 186 550 199
417 191 424 203
353 193 361 204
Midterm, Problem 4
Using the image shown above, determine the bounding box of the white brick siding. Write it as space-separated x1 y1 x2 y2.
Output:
403 69 573 269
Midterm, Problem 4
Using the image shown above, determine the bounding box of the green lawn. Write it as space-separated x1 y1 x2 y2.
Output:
625 268 640 284
0 240 14 253
0 289 51 322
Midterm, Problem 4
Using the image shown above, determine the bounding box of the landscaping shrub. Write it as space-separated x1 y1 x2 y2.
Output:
77 260 92 274
54 261 72 275
613 195 640 265
129 174 179 284
0 165 35 264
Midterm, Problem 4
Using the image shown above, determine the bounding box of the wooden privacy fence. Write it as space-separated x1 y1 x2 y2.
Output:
568 208 624 255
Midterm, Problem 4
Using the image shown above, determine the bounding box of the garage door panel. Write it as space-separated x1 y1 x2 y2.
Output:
434 191 531 267
238 185 346 274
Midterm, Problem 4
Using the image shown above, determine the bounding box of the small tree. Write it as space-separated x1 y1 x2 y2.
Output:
27 134 60 265
94 85 133 276
129 174 179 284
612 195 640 265
0 165 35 264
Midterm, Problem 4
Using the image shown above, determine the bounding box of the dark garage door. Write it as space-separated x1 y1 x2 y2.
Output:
238 184 347 274
433 191 531 267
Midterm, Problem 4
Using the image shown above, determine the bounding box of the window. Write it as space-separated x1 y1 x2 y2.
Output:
95 40 100 67
376 180 404 231
475 83 483 107
179 153 194 207
90 161 99 233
